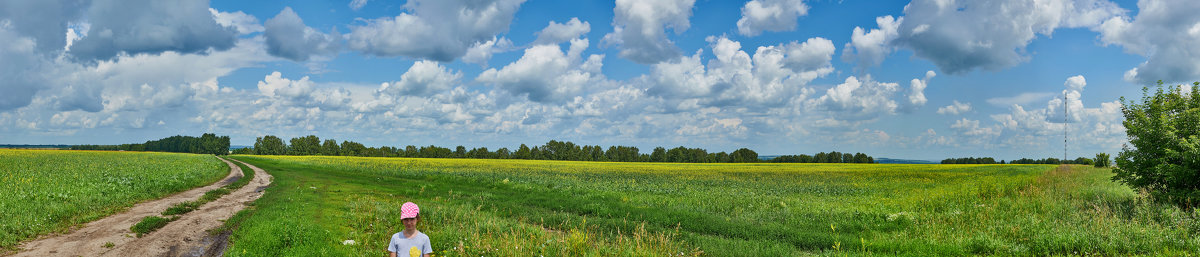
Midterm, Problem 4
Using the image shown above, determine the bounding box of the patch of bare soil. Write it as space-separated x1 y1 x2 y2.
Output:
10 157 272 257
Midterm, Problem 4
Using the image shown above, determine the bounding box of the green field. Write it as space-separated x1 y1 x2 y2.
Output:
0 149 228 250
225 155 1200 256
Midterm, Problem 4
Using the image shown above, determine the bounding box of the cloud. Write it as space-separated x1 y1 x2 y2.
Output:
1045 75 1086 123
0 23 52 111
264 7 339 62
256 71 357 111
0 36 274 137
0 0 88 53
906 70 936 109
349 0 368 11
534 18 590 45
602 0 695 64
57 37 271 113
258 71 313 99
986 92 1056 107
804 69 935 123
210 8 263 35
378 60 462 97
477 39 602 103
806 76 900 121
736 0 809 36
841 16 901 71
462 37 513 66
1098 0 1200 84
640 36 834 109
347 0 527 62
951 118 1001 137
69 0 237 61
937 100 972 115
850 0 1125 74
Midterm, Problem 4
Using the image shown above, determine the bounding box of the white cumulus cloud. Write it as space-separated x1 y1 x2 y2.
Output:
1098 0 1200 84
736 0 809 36
937 100 972 115
264 7 339 62
534 18 591 45
602 0 695 64
848 0 1126 74
347 0 527 62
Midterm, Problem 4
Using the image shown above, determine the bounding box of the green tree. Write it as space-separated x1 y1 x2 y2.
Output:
1113 81 1200 209
405 145 419 157
454 146 467 158
651 147 666 162
1073 157 1094 166
289 135 321 155
339 141 366 156
515 144 531 159
1094 153 1111 168
321 139 340 156
730 148 758 163
231 147 253 155
496 147 511 159
254 135 287 155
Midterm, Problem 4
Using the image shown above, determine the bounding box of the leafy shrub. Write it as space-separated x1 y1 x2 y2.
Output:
1113 81 1200 209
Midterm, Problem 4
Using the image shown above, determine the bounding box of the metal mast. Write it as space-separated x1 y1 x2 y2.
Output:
1064 93 1068 162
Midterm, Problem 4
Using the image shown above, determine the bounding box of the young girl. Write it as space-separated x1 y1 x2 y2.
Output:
388 202 432 257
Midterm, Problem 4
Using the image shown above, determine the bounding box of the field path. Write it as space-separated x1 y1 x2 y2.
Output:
10 156 272 257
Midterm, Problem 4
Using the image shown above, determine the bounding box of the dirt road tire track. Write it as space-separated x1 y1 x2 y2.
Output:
10 156 272 257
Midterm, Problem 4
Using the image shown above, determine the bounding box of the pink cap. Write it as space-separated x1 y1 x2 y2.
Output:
401 202 420 219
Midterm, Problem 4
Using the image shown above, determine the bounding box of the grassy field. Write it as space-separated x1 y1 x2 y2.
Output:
0 149 228 251
224 155 1199 256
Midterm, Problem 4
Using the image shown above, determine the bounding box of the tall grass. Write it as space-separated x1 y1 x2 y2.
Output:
226 156 1200 256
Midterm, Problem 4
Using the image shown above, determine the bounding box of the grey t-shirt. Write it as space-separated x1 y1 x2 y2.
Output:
388 231 432 257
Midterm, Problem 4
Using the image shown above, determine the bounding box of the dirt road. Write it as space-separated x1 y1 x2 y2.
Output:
11 157 272 257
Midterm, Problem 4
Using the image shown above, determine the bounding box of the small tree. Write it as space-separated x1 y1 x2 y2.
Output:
1094 153 1111 168
1113 81 1200 209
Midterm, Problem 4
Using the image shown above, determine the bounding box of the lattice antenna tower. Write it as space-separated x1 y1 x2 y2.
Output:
1063 92 1068 162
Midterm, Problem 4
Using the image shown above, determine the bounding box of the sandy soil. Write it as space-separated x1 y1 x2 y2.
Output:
10 156 272 257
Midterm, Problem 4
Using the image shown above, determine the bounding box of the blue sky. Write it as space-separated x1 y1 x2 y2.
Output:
1 0 1197 160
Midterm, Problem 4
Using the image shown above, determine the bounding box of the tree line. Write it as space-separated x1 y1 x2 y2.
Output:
768 151 875 163
239 135 876 164
941 154 1113 166
70 134 231 155
241 135 764 163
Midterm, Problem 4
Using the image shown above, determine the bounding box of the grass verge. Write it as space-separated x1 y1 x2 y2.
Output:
130 216 177 237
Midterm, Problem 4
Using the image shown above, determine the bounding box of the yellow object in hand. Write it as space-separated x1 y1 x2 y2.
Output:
409 246 421 257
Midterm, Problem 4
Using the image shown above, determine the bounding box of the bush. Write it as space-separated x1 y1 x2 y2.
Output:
1113 81 1200 209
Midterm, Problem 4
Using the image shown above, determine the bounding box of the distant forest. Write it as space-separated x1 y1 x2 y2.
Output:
56 133 1098 166
59 133 880 164
0 144 72 149
70 134 231 155
941 156 1096 165
236 135 879 164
